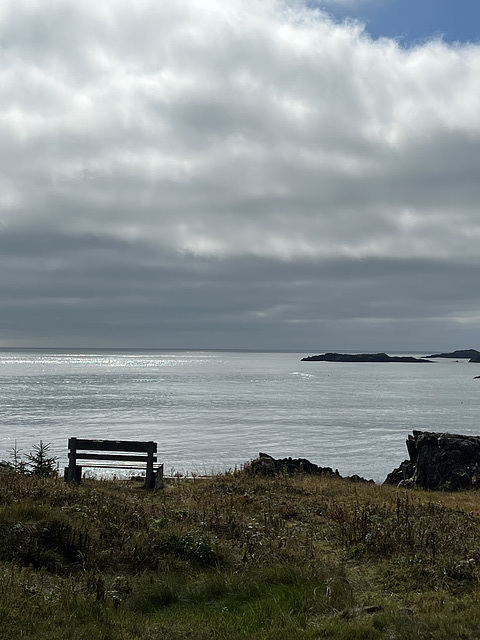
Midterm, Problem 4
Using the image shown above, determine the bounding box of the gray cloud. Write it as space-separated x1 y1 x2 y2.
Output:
1 0 480 348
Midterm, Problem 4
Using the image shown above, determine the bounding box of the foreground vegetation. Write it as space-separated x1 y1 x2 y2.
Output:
1 468 480 639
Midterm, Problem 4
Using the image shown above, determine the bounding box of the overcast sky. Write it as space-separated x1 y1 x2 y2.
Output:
2 0 480 351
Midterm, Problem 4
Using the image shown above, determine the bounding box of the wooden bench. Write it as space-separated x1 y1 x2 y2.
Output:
65 438 163 489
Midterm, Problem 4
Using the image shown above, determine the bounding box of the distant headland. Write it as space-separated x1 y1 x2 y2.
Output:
301 352 432 363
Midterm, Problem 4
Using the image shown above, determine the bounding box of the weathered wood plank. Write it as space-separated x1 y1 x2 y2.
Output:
73 439 157 453
74 453 157 463
74 464 149 470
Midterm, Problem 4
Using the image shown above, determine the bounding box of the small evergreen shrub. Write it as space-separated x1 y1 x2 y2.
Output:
26 441 58 477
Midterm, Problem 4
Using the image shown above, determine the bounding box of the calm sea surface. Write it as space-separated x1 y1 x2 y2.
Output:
0 349 479 482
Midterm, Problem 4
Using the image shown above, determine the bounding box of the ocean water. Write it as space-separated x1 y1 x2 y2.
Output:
0 349 479 483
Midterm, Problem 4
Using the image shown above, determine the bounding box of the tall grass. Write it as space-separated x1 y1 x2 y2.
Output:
1 470 480 638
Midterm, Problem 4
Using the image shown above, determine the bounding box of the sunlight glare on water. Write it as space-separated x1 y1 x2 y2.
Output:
0 349 479 482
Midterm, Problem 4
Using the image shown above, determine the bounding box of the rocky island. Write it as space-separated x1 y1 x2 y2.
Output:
425 348 480 362
301 352 432 363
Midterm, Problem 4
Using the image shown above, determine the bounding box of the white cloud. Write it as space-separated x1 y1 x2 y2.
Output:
1 0 480 346
1 0 480 266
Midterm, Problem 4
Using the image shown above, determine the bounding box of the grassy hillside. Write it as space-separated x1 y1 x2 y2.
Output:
1 469 480 639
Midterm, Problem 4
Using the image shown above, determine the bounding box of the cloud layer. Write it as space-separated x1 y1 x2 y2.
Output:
1 0 480 348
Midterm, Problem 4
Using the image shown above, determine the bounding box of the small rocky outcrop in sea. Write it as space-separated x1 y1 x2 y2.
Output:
248 453 374 483
301 352 432 363
426 349 480 362
384 430 480 491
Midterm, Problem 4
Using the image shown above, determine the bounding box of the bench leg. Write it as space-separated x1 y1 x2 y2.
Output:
67 437 78 483
64 465 82 484
145 441 156 490
155 464 164 489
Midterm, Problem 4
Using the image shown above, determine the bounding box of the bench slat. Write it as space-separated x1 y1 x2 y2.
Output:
71 438 157 453
73 453 157 463
79 464 148 470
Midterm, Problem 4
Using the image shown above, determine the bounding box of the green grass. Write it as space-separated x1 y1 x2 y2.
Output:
1 469 480 638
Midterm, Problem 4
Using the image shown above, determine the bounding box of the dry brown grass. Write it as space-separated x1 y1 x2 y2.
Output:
1 469 480 638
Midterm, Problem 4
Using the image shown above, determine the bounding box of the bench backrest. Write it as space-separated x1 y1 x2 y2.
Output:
67 437 158 488
69 438 157 460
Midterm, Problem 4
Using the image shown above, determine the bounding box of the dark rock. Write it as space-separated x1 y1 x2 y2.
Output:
249 453 338 476
384 459 415 486
384 431 480 491
301 352 432 363
248 453 374 483
426 349 480 360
